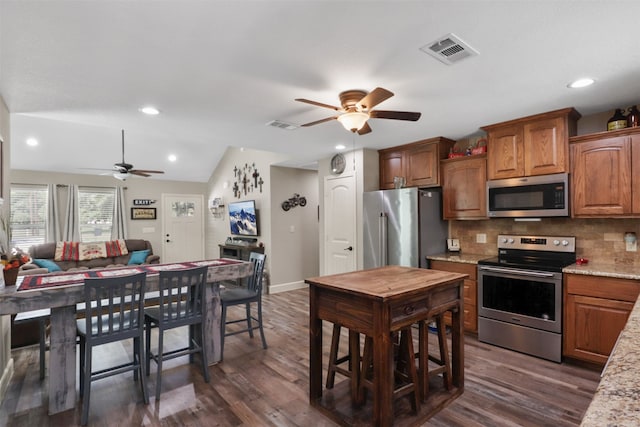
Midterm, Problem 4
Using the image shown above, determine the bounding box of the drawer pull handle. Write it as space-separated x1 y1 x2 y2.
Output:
403 305 415 315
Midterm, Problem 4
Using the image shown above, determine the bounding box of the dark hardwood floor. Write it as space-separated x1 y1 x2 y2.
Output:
0 288 600 426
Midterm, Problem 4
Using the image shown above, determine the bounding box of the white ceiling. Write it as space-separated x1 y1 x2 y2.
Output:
1 1 639 182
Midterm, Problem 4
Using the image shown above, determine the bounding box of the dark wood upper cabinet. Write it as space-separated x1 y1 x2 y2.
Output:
378 137 454 189
482 108 580 180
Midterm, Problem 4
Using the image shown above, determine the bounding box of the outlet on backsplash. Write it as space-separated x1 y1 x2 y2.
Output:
624 232 637 252
476 233 487 244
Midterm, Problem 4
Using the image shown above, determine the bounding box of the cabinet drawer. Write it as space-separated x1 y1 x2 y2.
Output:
430 260 477 280
391 296 430 328
565 274 640 302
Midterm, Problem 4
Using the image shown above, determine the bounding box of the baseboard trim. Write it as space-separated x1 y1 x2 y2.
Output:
0 357 14 402
268 280 307 294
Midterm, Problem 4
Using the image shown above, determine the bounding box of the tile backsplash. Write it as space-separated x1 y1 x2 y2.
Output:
450 218 640 266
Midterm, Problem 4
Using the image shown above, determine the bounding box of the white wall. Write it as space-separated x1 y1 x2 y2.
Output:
10 169 206 260
269 166 319 292
0 94 14 402
205 147 291 289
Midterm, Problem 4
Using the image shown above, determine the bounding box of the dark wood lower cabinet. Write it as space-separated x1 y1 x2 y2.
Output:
564 273 640 365
430 260 477 333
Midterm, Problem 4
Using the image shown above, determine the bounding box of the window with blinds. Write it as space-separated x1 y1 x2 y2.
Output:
10 185 49 248
78 187 116 242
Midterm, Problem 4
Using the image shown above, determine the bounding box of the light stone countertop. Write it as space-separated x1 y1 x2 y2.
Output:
563 262 640 281
426 252 489 265
580 295 640 426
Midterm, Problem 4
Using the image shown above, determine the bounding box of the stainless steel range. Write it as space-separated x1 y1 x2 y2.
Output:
477 235 576 362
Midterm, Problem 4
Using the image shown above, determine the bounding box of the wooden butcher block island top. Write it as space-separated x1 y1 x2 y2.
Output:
306 266 467 427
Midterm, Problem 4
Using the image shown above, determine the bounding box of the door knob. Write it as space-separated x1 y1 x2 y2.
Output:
344 246 353 251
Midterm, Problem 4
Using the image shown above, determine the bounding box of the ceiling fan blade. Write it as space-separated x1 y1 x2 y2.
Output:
301 116 339 127
357 122 372 135
295 98 341 111
369 110 421 121
356 87 394 110
130 169 164 175
129 170 151 177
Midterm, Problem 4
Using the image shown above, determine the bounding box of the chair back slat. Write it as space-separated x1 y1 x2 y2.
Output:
83 272 146 343
248 253 266 294
158 266 208 325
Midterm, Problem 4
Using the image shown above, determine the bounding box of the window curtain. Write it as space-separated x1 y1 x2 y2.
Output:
62 184 80 241
46 184 61 242
111 186 128 240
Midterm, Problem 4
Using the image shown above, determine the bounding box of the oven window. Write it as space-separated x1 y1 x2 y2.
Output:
482 275 556 320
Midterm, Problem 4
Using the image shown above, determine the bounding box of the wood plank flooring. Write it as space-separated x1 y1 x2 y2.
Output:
0 288 600 426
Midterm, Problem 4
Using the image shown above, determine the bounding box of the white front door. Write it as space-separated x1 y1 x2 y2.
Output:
324 174 356 275
162 194 205 263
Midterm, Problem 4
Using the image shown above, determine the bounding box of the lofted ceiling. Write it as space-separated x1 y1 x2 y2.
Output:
1 1 639 182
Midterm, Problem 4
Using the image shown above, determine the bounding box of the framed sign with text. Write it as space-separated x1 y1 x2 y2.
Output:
131 207 156 220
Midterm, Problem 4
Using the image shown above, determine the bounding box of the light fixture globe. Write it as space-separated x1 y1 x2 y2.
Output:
113 172 128 181
337 111 369 132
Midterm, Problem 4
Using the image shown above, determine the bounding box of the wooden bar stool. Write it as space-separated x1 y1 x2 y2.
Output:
417 312 452 401
326 323 361 404
358 327 420 413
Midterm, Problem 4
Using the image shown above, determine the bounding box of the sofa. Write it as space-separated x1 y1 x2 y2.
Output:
12 239 160 348
19 239 160 276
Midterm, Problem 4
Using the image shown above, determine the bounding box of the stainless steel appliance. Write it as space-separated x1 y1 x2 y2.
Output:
487 172 569 218
478 234 576 362
363 187 447 269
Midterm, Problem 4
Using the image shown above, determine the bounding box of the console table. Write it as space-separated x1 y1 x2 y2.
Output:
305 266 466 426
218 243 264 260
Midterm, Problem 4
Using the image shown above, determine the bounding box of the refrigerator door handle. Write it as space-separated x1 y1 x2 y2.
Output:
379 212 388 266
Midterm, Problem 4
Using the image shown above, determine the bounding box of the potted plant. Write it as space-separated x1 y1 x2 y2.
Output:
1 247 30 286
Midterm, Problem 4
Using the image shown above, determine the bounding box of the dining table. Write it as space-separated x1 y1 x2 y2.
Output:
0 258 253 415
305 265 467 427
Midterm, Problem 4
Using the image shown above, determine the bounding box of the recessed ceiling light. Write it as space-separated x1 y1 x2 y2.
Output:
168 154 177 162
567 78 595 88
139 106 160 115
26 138 39 146
335 144 346 150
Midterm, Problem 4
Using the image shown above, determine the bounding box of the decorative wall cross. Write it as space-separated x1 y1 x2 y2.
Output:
232 162 264 199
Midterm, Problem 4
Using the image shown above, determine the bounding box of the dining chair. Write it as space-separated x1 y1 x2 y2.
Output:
144 266 210 401
77 272 149 426
220 252 267 360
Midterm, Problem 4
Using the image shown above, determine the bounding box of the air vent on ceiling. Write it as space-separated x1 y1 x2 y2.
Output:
420 33 479 65
266 120 298 130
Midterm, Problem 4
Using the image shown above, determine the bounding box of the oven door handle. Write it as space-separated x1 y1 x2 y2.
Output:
479 266 556 278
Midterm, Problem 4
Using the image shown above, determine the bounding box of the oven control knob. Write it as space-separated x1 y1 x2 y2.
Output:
508 238 514 244
561 240 569 246
553 239 560 246
500 238 508 244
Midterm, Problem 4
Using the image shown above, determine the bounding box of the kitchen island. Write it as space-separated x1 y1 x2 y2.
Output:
306 266 467 426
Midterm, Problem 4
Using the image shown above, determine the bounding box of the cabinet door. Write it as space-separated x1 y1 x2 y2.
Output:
632 135 640 213
379 150 405 189
430 260 477 333
571 137 631 216
406 143 439 187
524 116 567 176
442 157 487 219
564 294 633 364
487 125 524 179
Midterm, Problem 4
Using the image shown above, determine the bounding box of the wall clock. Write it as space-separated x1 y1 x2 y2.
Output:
330 153 346 175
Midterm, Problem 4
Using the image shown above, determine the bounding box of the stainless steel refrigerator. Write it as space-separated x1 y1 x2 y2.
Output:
363 187 447 269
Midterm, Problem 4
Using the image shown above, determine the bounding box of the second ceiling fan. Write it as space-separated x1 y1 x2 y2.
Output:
295 87 421 135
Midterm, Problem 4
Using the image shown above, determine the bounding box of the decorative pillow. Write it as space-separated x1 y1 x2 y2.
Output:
78 242 107 261
54 241 80 261
105 239 128 257
32 258 62 272
127 250 150 265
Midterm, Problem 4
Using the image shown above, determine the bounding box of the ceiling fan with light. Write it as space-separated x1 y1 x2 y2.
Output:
84 130 165 181
295 87 421 135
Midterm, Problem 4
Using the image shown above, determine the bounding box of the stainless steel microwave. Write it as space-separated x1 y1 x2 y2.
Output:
486 173 569 218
